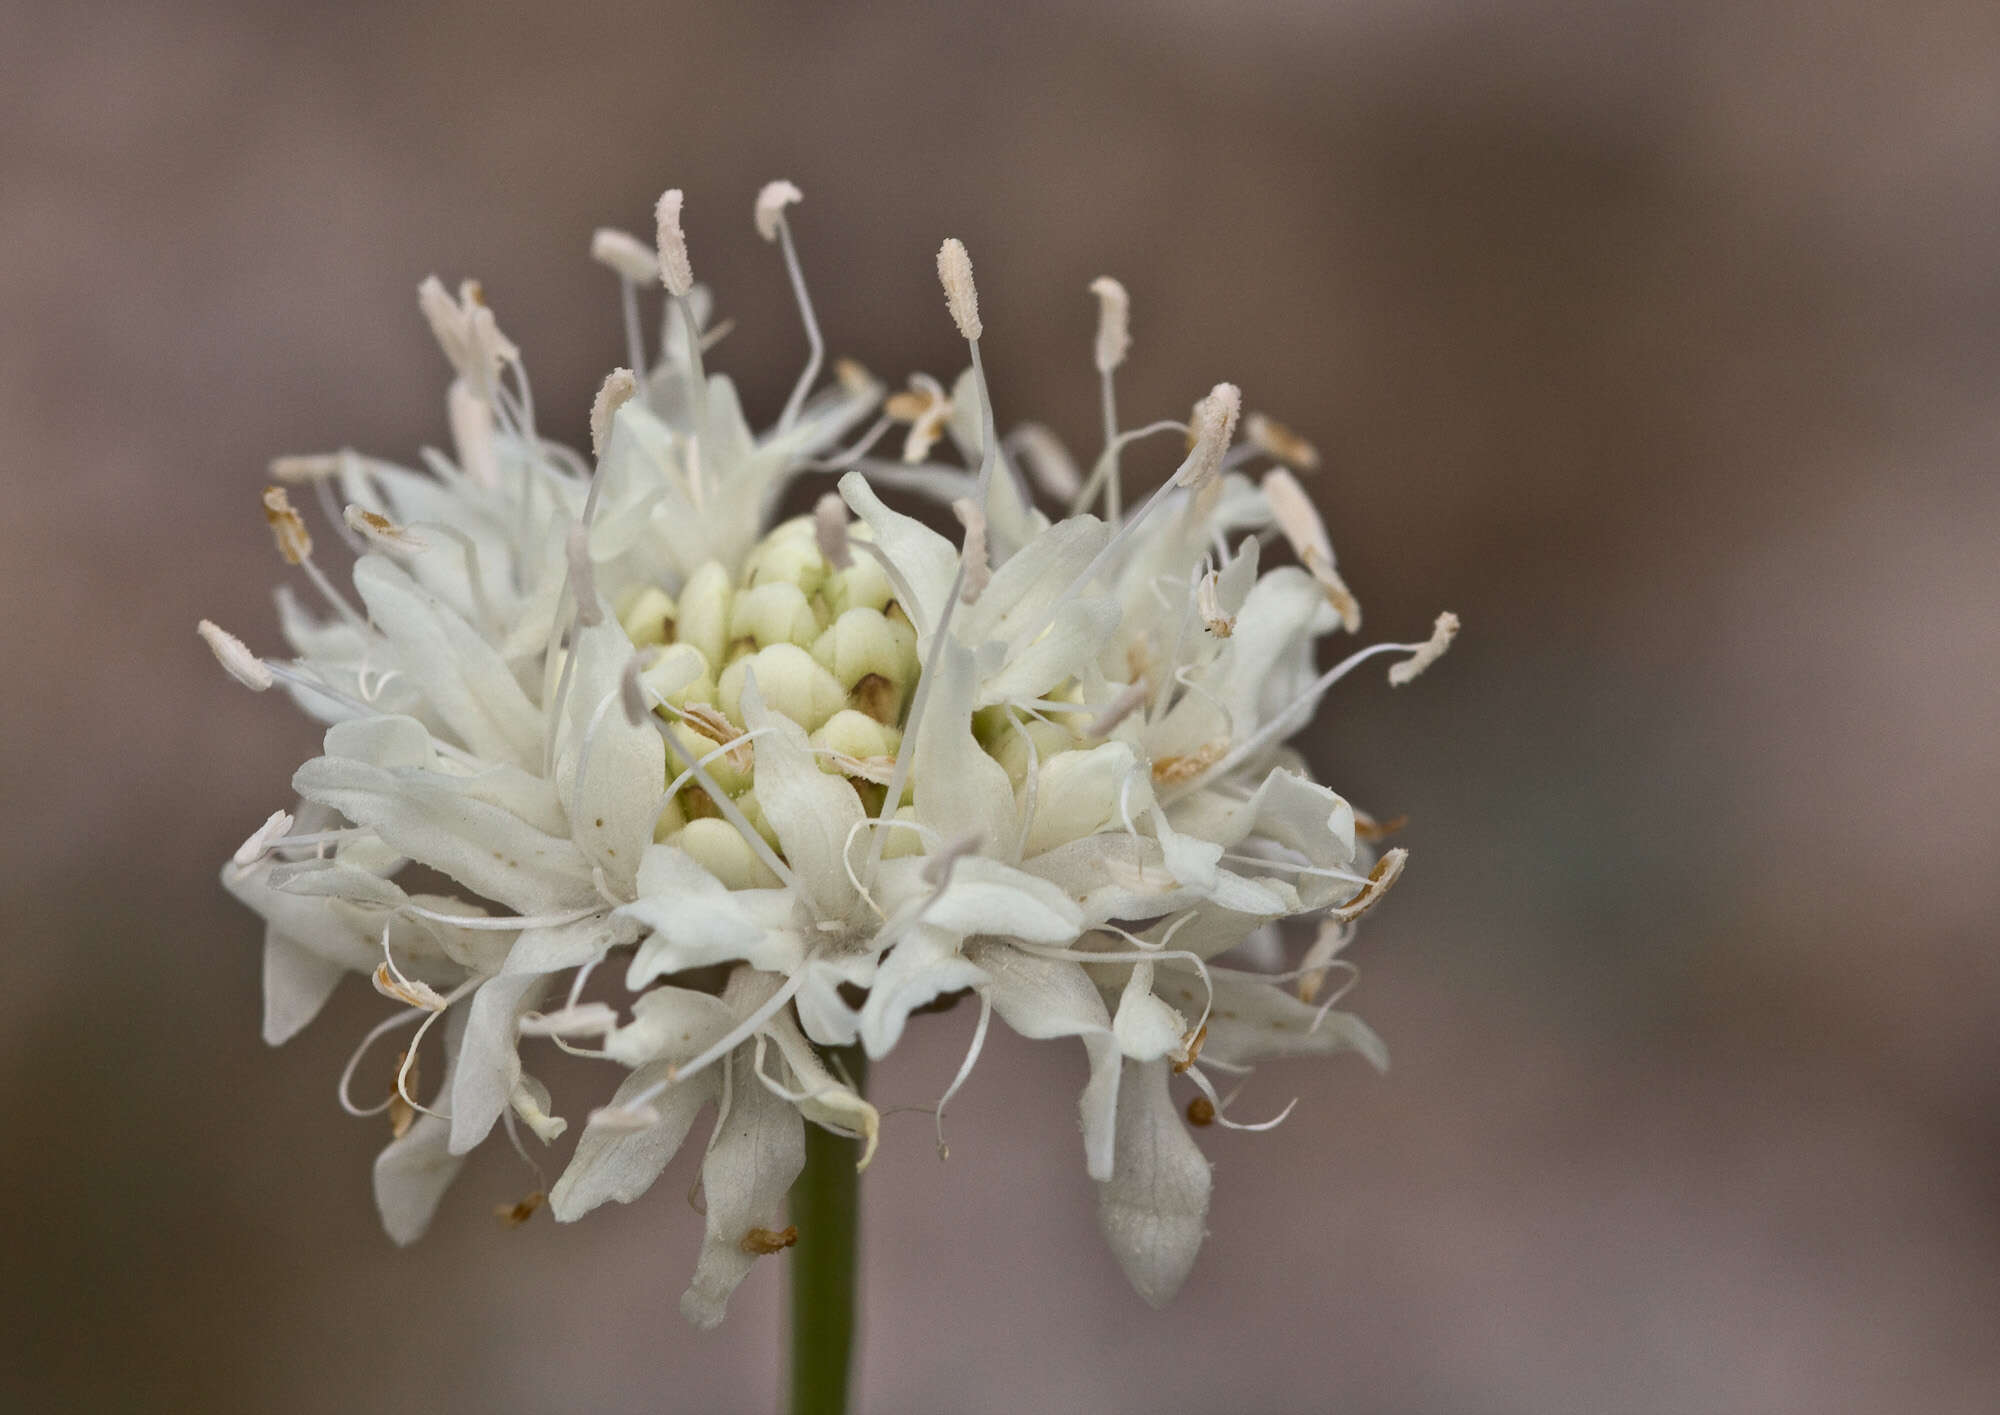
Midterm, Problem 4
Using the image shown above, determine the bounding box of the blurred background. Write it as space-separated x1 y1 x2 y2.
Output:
4 1 1996 1411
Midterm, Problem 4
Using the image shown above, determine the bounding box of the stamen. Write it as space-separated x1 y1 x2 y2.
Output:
589 227 661 285
619 647 661 727
1296 918 1352 1005
268 453 342 483
564 525 604 627
1089 276 1131 374
1195 568 1234 637
448 378 500 488
1177 383 1241 490
1007 424 1080 502
343 504 426 553
371 962 448 1012
654 188 695 297
952 498 989 604
1387 612 1460 686
920 831 986 890
196 620 273 691
936 238 982 341
519 1002 620 1038
590 367 637 461
753 180 803 243
1245 412 1321 472
1332 848 1408 922
814 492 852 570
261 486 312 565
1262 468 1360 631
231 810 295 868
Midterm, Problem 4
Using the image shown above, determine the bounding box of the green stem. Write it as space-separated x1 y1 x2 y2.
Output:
788 1047 865 1415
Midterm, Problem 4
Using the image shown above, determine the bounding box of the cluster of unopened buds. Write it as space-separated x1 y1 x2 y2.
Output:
205 179 1458 1324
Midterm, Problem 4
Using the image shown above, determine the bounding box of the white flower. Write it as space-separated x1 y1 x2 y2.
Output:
209 182 1456 1320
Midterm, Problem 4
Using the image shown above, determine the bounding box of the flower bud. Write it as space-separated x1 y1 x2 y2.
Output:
718 643 847 732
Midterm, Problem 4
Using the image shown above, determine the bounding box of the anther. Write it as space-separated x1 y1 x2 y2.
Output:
197 620 273 691
1246 412 1320 472
814 492 853 570
1089 276 1131 374
1387 612 1460 686
262 486 312 565
268 453 342 483
371 962 449 1012
343 504 426 553
1010 424 1080 501
754 180 803 242
231 809 295 868
590 227 661 285
1195 569 1234 637
1175 383 1240 490
655 188 695 297
936 237 981 341
1261 467 1360 631
590 367 637 460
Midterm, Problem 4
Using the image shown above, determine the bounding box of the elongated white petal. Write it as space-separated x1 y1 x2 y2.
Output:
737 671 864 920
682 1055 806 1329
448 973 545 1155
550 1060 716 1220
261 933 346 1045
969 942 1122 1180
1096 1057 1210 1307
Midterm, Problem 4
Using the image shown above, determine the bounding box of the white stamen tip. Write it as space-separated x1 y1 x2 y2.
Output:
231 809 295 868
754 180 803 242
261 485 312 565
343 504 426 553
814 492 853 569
587 1102 661 1134
590 367 637 460
936 238 981 341
655 188 695 297
1195 570 1235 637
952 498 990 604
590 227 661 284
1089 276 1131 374
197 620 273 692
1246 412 1321 472
268 453 342 483
371 962 449 1012
1175 382 1241 489
1388 612 1461 686
565 525 604 627
518 1002 620 1038
1262 467 1360 630
1010 424 1080 500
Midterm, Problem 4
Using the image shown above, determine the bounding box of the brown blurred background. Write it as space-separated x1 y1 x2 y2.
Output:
5 1 1997 1411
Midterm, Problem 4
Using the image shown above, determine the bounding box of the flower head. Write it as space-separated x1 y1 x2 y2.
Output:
211 182 1455 1322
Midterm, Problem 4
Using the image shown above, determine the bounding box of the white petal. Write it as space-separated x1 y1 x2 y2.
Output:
1112 962 1186 1063
980 597 1120 706
548 1060 715 1220
603 984 739 1067
954 514 1109 649
838 471 957 642
859 923 987 1058
448 973 544 1155
373 1111 465 1247
353 555 543 769
620 848 802 982
557 616 667 895
968 942 1122 1180
737 671 863 921
912 638 1018 858
292 755 595 916
1096 1058 1211 1307
260 933 345 1045
765 1011 880 1168
682 1053 807 1329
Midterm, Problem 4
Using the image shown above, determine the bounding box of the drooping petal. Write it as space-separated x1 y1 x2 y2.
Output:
448 973 546 1155
682 1053 807 1329
260 933 346 1045
1153 962 1389 1070
1096 1057 1211 1307
858 922 988 1058
549 1060 716 1221
968 941 1122 1180
912 637 1017 857
838 471 957 642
